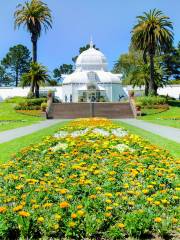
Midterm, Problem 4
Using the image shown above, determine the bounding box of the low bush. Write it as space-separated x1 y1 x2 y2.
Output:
136 96 167 108
14 98 47 110
41 102 47 112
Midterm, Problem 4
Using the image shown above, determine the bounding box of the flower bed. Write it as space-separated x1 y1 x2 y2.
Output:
0 118 179 239
16 110 43 117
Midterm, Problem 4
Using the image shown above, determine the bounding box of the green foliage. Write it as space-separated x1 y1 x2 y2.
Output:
1 45 31 86
169 79 180 84
21 62 50 98
15 98 46 110
53 64 73 83
41 102 47 112
14 0 52 40
0 65 13 86
161 42 180 80
136 96 167 107
131 9 174 95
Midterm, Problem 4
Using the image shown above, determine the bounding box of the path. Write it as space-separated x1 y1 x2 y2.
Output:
0 119 66 144
119 119 180 143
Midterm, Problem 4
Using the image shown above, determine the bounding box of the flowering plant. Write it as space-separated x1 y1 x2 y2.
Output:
0 118 179 239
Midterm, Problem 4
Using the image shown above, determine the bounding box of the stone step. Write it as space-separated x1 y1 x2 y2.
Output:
48 102 134 119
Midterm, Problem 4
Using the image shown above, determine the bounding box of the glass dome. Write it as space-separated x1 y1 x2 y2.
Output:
76 44 108 71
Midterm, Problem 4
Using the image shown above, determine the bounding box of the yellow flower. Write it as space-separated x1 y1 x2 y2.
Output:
0 207 7 213
147 197 153 203
53 224 59 230
172 218 178 224
161 199 168 204
117 223 125 229
77 205 83 209
54 214 61 220
13 205 23 212
105 212 112 217
37 217 44 223
89 195 96 199
71 213 77 219
68 221 76 228
15 185 24 190
106 206 113 211
32 204 40 209
154 217 162 223
59 189 68 194
59 201 69 208
128 201 135 206
77 210 85 217
105 199 112 204
154 201 160 206
19 211 30 217
142 189 149 194
43 202 53 208
104 193 113 198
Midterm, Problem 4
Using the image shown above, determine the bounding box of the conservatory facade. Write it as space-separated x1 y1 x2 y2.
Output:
62 41 127 102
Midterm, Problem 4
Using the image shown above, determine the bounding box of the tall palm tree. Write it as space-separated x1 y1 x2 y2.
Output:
21 62 50 98
14 0 52 95
131 9 173 95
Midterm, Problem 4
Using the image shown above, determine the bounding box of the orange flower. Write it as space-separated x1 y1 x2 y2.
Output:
71 213 77 219
117 223 125 229
154 217 162 223
19 211 30 217
59 201 69 208
0 207 7 213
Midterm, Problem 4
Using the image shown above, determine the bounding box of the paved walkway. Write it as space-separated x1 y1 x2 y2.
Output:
0 119 66 144
119 119 180 143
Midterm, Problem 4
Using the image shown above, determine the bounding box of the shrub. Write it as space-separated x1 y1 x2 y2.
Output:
41 102 47 112
14 98 46 110
136 96 167 108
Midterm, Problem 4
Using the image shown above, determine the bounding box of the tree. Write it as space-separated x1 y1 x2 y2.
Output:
161 43 180 80
72 44 99 63
20 62 49 98
131 9 174 95
0 65 13 86
53 64 73 83
1 45 31 87
14 0 52 95
113 48 166 96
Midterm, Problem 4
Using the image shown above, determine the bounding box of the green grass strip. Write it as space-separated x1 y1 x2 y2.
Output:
0 121 67 163
115 120 180 159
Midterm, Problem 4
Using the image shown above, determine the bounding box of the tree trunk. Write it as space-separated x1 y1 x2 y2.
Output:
149 53 157 95
30 34 38 97
35 82 40 98
144 79 149 96
15 69 18 87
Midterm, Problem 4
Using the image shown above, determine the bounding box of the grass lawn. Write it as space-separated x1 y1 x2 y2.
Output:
116 120 180 159
0 121 67 163
138 100 180 128
0 102 44 132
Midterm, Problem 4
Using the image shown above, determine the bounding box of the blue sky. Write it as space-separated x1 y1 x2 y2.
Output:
0 0 180 72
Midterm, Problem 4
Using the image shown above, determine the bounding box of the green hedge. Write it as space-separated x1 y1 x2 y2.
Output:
136 96 167 107
14 98 47 110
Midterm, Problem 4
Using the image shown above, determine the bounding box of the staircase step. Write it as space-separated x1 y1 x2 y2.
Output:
48 103 134 119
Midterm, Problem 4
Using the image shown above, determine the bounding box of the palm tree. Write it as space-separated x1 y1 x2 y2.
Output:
21 62 50 98
131 9 173 95
14 0 52 95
